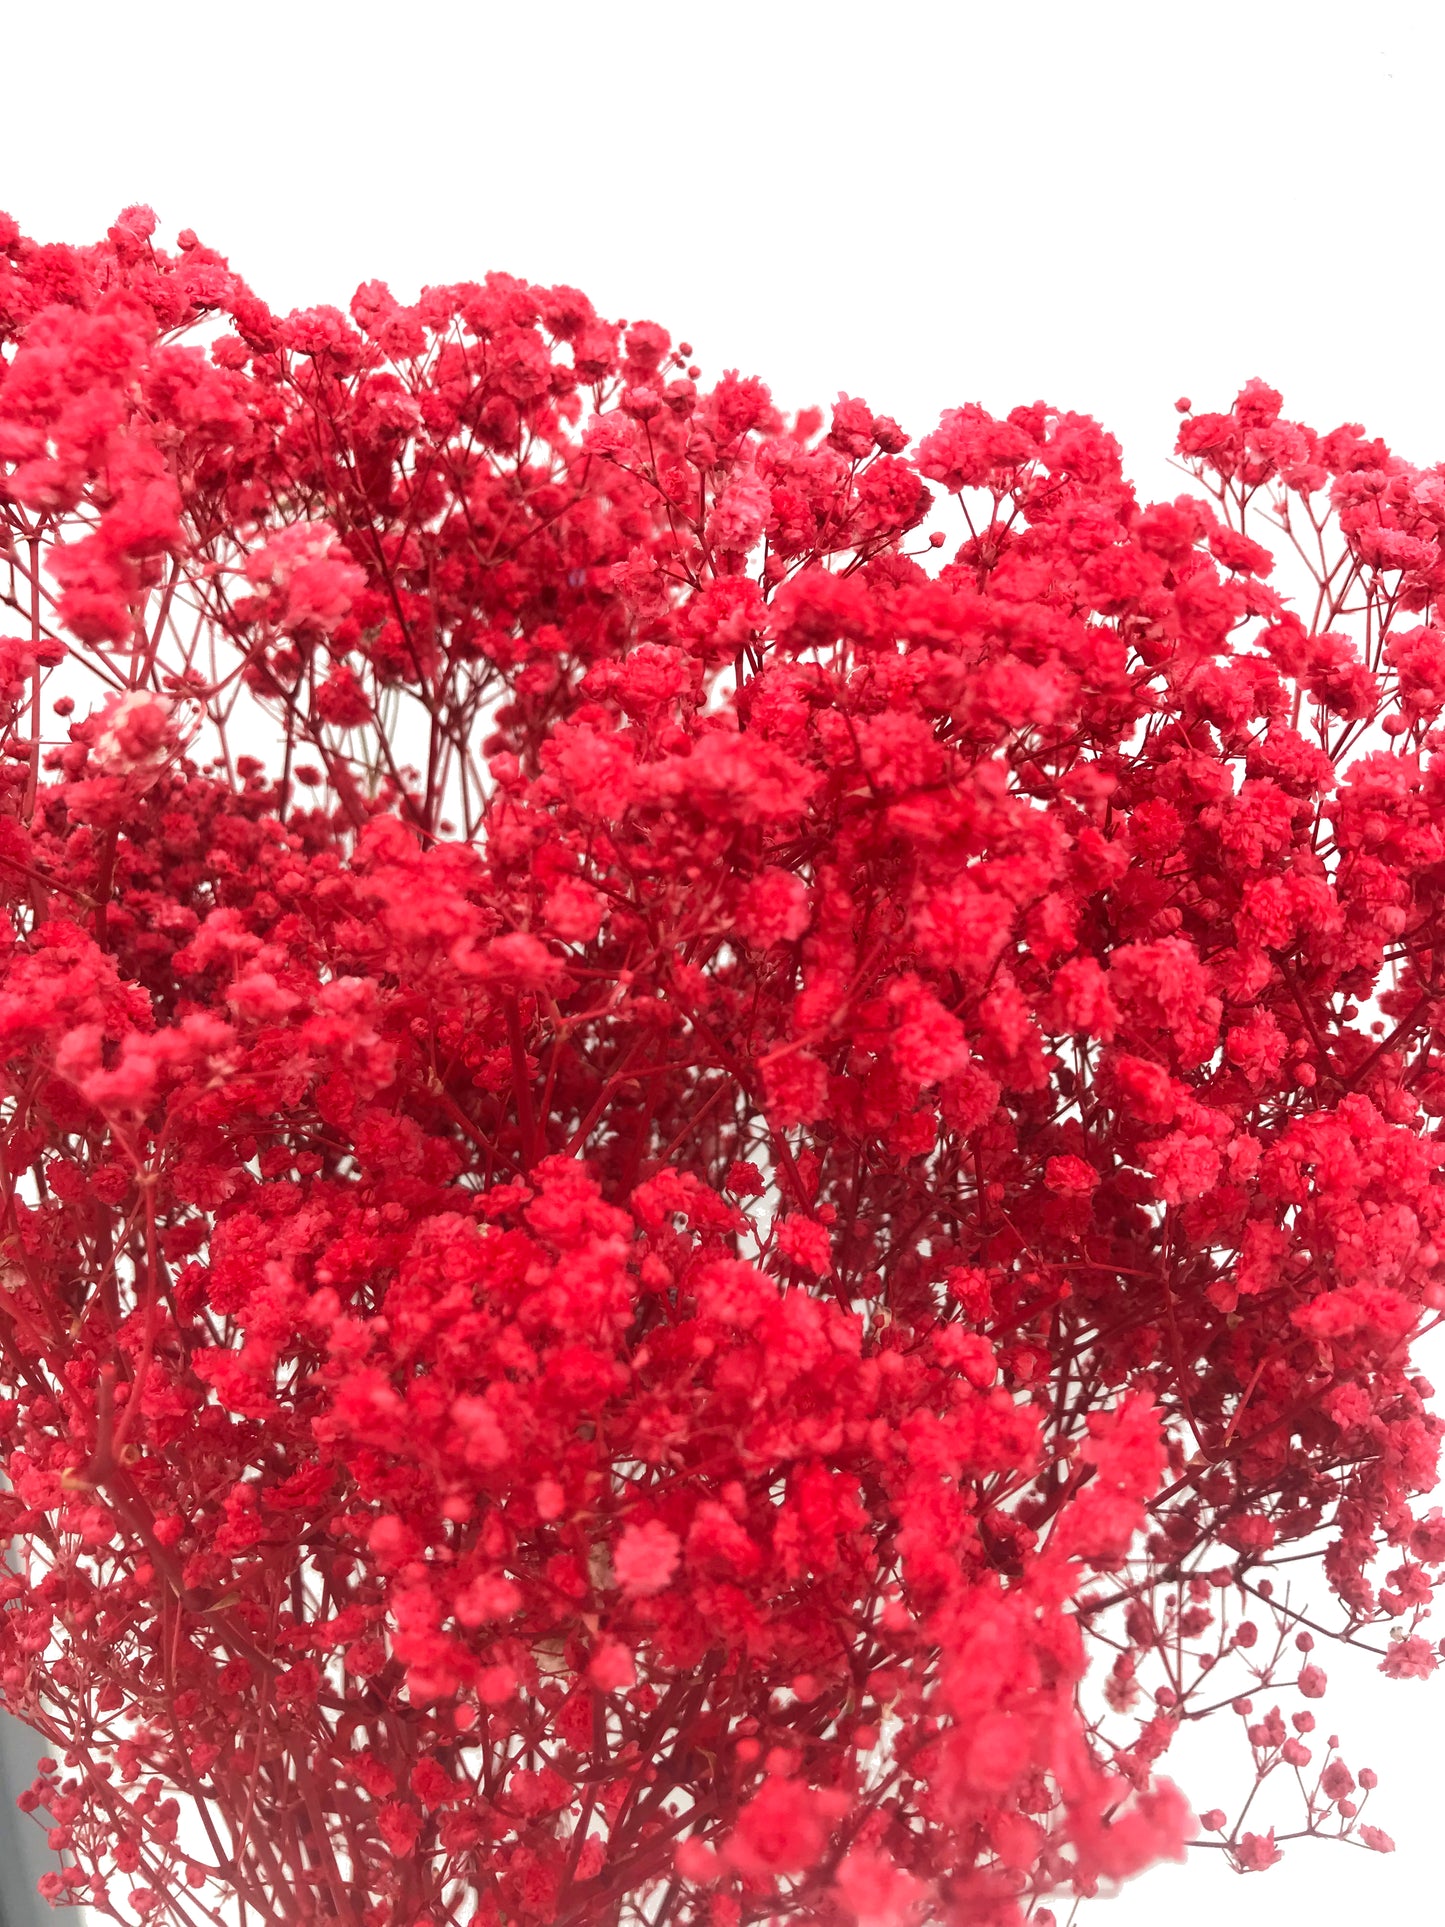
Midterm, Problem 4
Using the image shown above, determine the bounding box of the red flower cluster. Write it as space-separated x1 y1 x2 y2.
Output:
0 212 1440 1925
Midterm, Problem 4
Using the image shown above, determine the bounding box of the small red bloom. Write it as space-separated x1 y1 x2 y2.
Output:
613 1520 681 1598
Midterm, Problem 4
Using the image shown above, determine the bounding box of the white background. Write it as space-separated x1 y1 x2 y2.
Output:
4 1 1444 1919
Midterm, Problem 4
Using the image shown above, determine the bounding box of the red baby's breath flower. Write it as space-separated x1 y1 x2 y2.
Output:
0 214 1436 1927
612 1520 681 1598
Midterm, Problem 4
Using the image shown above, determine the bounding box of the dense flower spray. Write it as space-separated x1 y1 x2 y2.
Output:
0 206 1440 1926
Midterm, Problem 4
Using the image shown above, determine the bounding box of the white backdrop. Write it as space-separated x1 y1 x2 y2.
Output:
3 1 1444 1919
